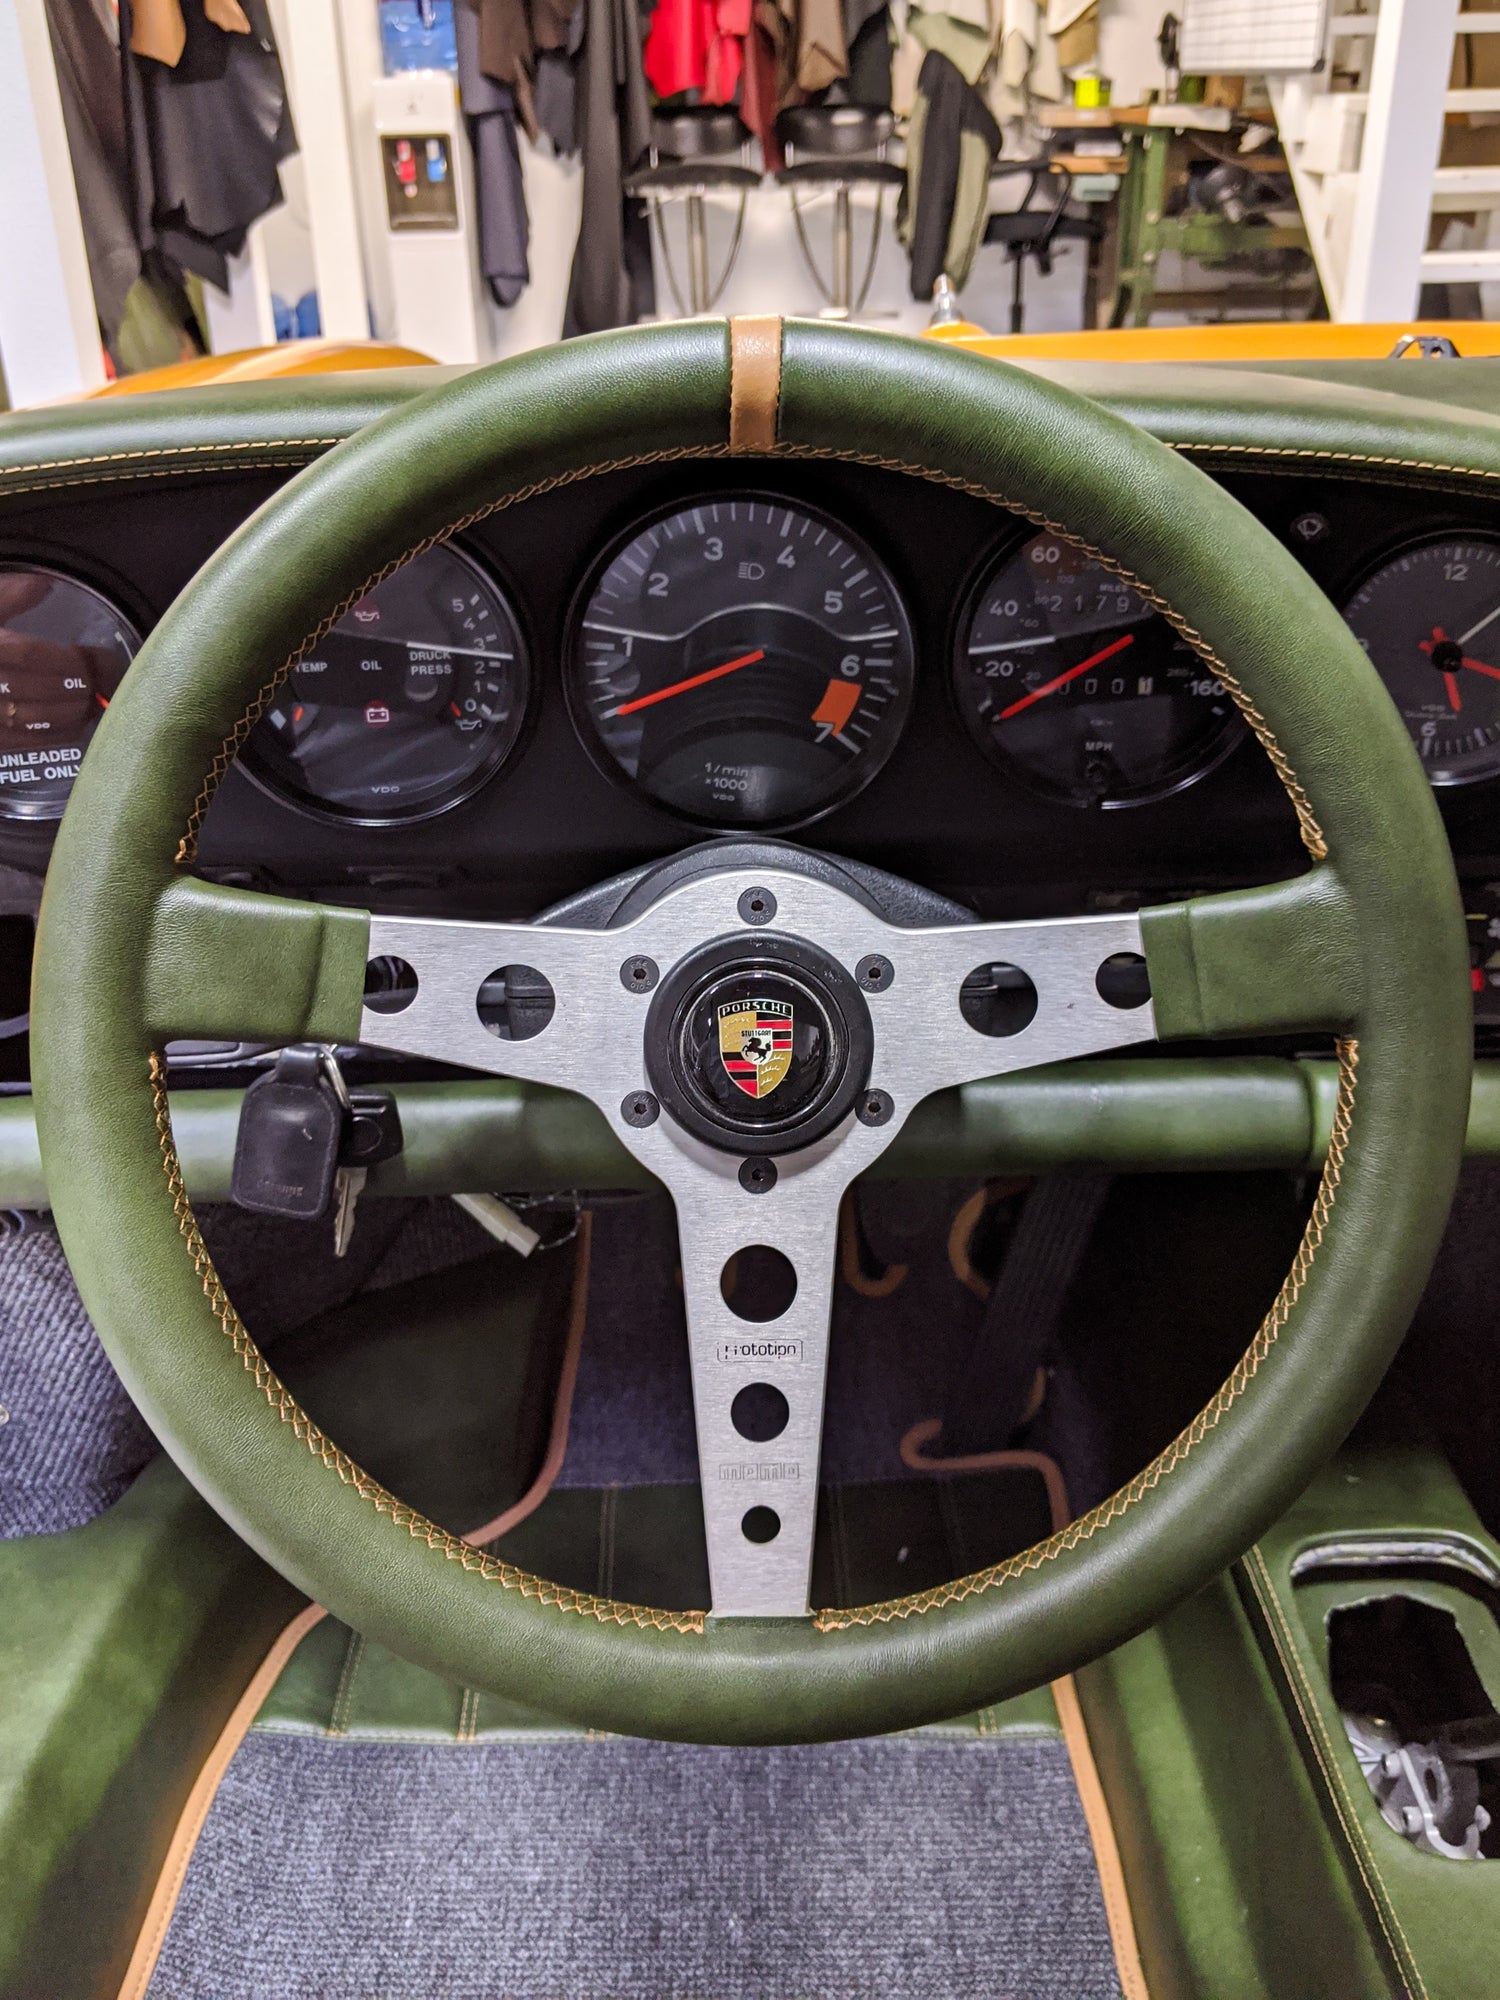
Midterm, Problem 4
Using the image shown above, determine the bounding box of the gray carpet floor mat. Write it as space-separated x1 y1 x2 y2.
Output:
0 1200 496 1537
147 1731 1122 2000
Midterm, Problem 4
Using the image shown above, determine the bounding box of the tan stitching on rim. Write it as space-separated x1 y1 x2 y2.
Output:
148 1053 706 1634
814 1038 1359 1630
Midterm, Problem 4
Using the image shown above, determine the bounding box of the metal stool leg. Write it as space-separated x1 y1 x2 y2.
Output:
685 193 711 315
828 184 853 319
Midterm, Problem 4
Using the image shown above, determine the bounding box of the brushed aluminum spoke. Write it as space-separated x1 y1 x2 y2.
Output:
356 866 1155 1614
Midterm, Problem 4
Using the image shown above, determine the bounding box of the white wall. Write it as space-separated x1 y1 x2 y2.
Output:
1097 0 1172 107
0 0 106 403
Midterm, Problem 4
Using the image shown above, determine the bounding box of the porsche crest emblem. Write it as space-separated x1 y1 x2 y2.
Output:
717 998 794 1100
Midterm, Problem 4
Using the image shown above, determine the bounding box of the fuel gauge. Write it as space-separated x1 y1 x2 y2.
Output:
0 564 140 821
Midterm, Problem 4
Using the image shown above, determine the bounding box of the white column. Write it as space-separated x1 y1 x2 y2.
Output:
270 0 370 340
335 0 397 340
0 0 106 404
1340 0 1461 321
200 231 278 353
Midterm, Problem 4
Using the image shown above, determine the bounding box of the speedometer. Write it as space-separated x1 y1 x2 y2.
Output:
242 540 528 823
952 532 1242 807
566 493 915 826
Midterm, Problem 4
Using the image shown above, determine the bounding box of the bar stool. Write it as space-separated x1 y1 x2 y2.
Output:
775 107 904 319
626 109 760 317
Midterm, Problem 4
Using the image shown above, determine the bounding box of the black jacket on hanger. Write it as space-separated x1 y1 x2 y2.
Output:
119 0 295 291
456 0 531 309
900 48 1000 301
43 0 140 342
562 0 655 336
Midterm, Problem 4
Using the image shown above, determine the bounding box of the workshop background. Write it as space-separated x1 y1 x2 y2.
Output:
2 0 1495 406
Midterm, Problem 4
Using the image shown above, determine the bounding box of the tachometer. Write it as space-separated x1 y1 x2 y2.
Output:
242 541 528 823
1342 536 1500 785
566 494 915 826
0 564 140 821
952 532 1242 807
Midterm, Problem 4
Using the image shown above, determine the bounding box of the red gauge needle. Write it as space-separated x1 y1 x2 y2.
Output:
606 648 766 719
1421 627 1476 711
997 633 1135 721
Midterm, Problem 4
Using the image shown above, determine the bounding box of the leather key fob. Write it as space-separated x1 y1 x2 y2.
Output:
229 1046 345 1219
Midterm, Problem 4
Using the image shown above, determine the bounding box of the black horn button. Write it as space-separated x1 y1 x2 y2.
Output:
645 935 874 1155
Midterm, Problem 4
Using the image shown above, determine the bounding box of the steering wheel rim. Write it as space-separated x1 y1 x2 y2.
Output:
31 319 1471 1744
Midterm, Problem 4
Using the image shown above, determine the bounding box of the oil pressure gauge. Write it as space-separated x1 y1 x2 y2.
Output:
566 493 915 826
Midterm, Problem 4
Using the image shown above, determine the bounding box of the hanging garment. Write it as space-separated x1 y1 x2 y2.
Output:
643 0 750 104
119 0 295 291
563 0 656 335
739 1 784 169
466 0 580 146
898 45 1000 297
456 0 531 305
534 0 585 156
992 0 1062 122
843 0 892 106
128 0 251 66
904 0 990 87
43 0 139 343
777 0 847 92
1050 0 1095 69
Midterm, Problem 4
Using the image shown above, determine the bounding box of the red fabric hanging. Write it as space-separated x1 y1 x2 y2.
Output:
644 0 750 105
738 7 782 169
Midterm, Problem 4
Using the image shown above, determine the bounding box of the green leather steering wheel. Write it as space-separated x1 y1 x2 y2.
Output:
32 321 1472 1745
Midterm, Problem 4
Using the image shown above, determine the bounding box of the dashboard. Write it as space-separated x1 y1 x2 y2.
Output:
7 358 1500 1078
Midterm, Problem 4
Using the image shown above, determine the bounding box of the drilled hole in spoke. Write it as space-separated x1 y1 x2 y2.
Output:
742 1505 781 1544
721 1246 797 1322
1096 951 1152 1010
959 962 1038 1037
477 965 555 1040
364 955 417 1015
731 1382 790 1442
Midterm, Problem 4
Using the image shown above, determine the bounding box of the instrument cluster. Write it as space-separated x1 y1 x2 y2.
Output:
8 469 1500 875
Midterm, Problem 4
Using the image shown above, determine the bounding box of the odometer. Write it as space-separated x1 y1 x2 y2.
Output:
1342 536 1500 785
242 541 528 823
567 494 915 826
953 532 1242 808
